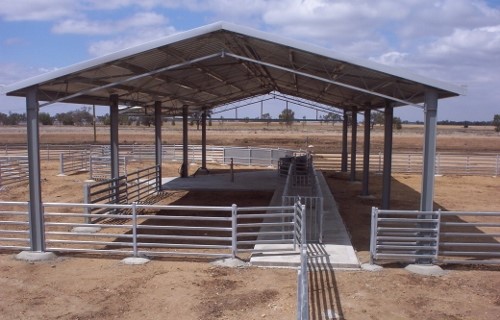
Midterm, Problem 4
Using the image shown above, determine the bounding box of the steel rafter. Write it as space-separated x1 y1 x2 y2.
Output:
224 52 427 108
38 52 223 107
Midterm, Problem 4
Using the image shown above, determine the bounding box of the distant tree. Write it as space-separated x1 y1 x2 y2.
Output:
279 108 295 126
393 117 403 130
261 113 271 126
39 112 53 125
323 112 342 126
98 113 111 125
4 112 26 125
244 116 250 123
371 112 385 128
141 115 155 127
72 107 93 125
55 112 74 125
493 114 500 132
0 112 8 125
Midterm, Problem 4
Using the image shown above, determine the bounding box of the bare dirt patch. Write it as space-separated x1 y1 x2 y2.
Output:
1 123 499 319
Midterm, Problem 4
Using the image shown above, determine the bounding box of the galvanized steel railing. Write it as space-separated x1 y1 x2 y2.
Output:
84 165 160 220
370 208 500 265
296 202 309 320
58 151 90 176
282 156 324 243
0 157 29 190
315 152 500 176
0 200 305 259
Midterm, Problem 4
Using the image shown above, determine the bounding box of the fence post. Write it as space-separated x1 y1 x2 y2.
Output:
369 207 378 265
435 208 442 263
83 182 91 224
231 204 238 259
377 152 382 173
59 153 65 176
89 156 93 179
132 202 138 257
496 154 499 176
293 203 297 250
301 203 306 246
435 153 440 175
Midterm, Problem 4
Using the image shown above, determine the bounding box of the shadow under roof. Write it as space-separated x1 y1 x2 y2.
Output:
3 21 464 115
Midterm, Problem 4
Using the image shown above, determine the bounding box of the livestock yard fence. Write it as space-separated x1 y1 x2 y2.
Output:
370 208 500 265
0 157 29 190
57 144 297 178
0 200 305 259
315 152 500 176
282 155 324 243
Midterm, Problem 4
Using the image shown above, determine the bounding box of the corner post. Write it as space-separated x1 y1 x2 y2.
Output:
381 104 394 209
420 89 438 211
26 86 45 252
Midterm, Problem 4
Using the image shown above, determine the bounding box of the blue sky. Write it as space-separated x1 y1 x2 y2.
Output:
1 0 500 122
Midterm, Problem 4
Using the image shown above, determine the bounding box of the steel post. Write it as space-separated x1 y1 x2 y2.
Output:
381 105 393 209
201 109 207 169
154 101 162 191
420 89 438 211
341 109 348 172
109 94 120 206
350 107 358 181
132 202 138 257
231 204 237 258
181 106 188 178
26 86 45 252
362 108 371 195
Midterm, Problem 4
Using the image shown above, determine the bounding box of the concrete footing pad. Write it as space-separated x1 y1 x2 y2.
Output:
211 257 249 268
121 257 150 265
361 263 383 272
71 226 101 233
16 251 57 262
405 264 448 276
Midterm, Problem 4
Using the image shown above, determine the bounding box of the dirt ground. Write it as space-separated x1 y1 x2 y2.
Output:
1 124 500 319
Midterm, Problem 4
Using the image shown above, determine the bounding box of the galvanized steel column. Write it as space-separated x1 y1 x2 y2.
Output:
381 105 394 209
154 101 162 191
181 106 188 178
341 109 348 172
201 108 207 169
350 107 358 181
420 89 438 211
362 109 371 196
109 94 119 180
26 86 45 251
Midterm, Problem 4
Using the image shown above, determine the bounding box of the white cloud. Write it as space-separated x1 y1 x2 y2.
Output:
52 12 168 35
0 0 76 21
88 25 177 56
422 25 500 62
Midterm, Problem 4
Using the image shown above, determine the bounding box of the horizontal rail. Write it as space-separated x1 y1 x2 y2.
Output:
371 207 500 265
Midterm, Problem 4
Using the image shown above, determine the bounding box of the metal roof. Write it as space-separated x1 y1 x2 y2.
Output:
3 21 464 115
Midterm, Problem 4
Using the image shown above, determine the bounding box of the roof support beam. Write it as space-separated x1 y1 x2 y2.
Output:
361 108 372 196
225 52 426 108
420 89 438 211
350 107 358 181
26 86 45 252
39 52 222 107
381 104 394 209
341 109 348 172
155 101 163 191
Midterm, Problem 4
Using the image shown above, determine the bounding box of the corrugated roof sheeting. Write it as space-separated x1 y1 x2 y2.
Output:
3 21 464 115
